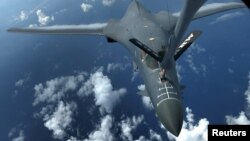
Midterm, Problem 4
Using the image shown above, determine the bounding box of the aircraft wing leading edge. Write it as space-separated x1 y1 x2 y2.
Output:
193 2 247 20
7 23 107 35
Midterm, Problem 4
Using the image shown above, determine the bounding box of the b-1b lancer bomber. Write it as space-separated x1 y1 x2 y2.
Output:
8 0 249 136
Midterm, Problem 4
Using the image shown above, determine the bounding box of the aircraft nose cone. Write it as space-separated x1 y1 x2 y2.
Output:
156 99 183 136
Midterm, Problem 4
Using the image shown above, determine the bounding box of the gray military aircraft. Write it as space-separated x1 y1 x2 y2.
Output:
8 0 248 136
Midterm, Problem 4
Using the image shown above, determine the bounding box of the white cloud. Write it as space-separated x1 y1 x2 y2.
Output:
33 69 127 138
36 9 54 26
186 107 194 124
167 107 209 141
135 136 148 141
210 11 243 25
142 97 153 110
81 3 93 13
19 11 28 21
32 68 127 139
8 128 16 137
77 76 93 97
228 68 234 74
67 137 79 141
149 129 162 141
34 104 54 119
84 115 114 141
44 101 77 139
176 63 182 81
186 43 206 55
15 74 31 87
185 44 207 76
200 64 207 77
55 8 67 15
137 84 145 91
67 136 80 141
33 73 85 105
8 125 24 140
68 114 156 141
120 115 144 141
186 55 199 74
15 79 24 87
191 44 206 54
226 111 250 124
107 63 130 73
66 114 158 141
78 70 126 114
137 84 153 110
245 72 250 108
28 24 38 27
12 130 25 141
134 129 162 141
225 71 250 124
102 0 116 6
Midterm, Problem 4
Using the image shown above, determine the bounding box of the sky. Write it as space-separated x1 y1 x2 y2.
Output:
0 0 250 141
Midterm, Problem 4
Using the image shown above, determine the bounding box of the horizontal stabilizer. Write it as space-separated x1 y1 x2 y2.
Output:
129 38 162 62
193 2 247 20
7 23 107 35
137 90 149 97
174 31 202 60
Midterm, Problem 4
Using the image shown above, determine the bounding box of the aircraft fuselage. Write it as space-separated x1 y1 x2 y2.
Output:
103 1 183 136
